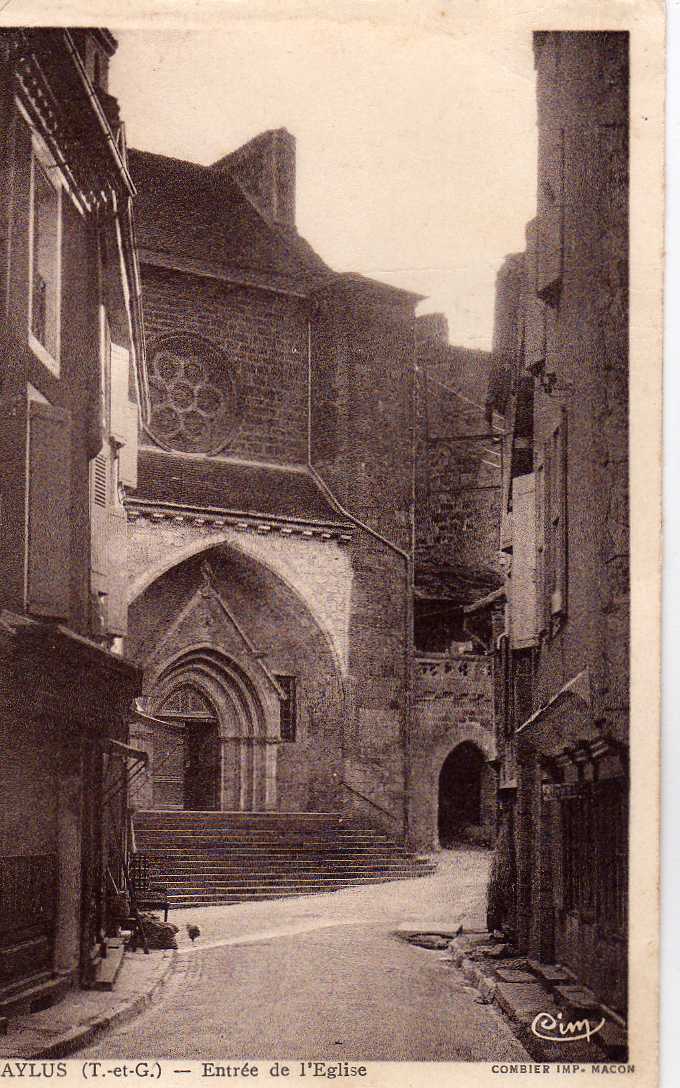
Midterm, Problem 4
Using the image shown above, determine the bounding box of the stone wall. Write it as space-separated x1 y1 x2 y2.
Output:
140 265 309 465
410 653 495 850
415 339 501 579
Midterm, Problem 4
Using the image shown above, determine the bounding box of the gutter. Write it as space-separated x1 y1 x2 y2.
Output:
62 30 136 197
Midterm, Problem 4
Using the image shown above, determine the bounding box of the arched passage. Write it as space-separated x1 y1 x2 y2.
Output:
438 741 486 846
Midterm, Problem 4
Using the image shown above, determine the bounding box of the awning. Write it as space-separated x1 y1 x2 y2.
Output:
100 737 149 806
516 669 599 759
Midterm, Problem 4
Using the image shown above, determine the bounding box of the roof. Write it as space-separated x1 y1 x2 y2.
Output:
414 564 502 605
127 148 332 292
130 447 351 528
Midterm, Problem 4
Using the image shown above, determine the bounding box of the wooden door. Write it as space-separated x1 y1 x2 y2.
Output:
152 720 186 809
185 722 219 810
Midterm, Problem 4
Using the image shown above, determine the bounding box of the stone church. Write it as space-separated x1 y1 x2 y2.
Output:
123 128 499 853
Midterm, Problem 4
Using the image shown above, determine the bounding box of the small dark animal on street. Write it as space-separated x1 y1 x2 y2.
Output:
187 923 201 942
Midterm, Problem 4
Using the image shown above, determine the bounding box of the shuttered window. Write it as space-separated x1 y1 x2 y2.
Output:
110 342 138 489
89 448 128 637
105 506 128 637
30 158 61 368
510 473 538 648
27 401 71 618
90 451 109 584
536 410 568 635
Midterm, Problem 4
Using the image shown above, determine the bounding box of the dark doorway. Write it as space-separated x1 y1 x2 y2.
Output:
438 742 485 846
184 721 220 810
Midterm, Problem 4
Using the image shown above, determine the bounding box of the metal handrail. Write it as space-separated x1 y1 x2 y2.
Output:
339 780 399 824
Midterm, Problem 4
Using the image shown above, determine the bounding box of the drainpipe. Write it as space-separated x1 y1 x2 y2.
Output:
305 314 415 844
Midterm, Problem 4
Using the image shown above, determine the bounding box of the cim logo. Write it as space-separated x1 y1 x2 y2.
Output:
531 1011 605 1043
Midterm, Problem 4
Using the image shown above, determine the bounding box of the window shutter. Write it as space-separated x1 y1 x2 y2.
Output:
104 506 128 636
543 441 554 632
27 401 71 619
534 442 546 636
90 449 109 587
117 402 138 490
500 432 513 552
110 342 130 445
510 473 538 648
550 410 568 618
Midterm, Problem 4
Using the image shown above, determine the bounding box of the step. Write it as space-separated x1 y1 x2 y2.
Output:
132 810 435 908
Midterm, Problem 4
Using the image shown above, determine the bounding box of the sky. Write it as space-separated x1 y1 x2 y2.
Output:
108 11 538 349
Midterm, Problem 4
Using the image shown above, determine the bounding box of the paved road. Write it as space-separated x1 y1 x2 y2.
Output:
76 850 528 1062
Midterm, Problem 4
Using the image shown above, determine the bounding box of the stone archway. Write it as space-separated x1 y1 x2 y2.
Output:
147 645 275 812
438 741 487 847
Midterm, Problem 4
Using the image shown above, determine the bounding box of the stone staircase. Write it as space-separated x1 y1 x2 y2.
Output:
132 810 436 908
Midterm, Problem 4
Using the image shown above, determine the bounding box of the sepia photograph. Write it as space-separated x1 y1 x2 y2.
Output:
0 2 662 1081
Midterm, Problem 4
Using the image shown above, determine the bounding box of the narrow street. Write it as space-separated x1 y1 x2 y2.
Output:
75 850 528 1061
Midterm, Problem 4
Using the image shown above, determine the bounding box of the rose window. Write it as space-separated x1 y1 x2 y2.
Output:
146 335 238 455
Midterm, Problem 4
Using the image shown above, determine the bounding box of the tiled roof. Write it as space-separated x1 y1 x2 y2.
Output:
414 564 501 605
131 447 350 527
127 148 331 290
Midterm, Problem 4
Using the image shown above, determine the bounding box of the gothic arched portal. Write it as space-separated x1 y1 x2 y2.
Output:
148 646 273 812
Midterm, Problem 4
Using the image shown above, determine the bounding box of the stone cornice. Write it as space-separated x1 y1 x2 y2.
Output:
125 501 353 544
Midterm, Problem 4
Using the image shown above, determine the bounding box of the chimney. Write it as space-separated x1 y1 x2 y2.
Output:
415 312 449 346
212 129 296 228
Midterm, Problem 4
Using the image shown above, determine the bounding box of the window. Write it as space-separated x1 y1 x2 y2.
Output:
562 778 627 936
30 155 61 369
275 676 297 742
536 409 568 636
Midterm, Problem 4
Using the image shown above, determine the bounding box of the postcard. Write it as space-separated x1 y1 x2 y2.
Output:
0 2 663 1086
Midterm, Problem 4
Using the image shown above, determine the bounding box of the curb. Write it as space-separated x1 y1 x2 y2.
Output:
24 951 178 1060
447 937 627 1064
450 943 498 1005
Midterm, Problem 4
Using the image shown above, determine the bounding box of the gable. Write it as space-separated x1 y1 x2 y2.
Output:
128 148 330 290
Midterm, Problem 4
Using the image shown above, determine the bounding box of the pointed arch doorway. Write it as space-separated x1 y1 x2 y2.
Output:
153 685 221 810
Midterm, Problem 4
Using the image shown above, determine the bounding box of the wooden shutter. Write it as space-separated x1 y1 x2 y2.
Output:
110 342 138 489
104 506 128 636
510 473 538 648
90 449 109 587
110 342 130 445
534 442 547 635
116 401 138 491
27 401 71 619
549 411 568 618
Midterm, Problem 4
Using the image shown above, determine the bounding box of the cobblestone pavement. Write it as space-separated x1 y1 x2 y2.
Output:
75 849 529 1062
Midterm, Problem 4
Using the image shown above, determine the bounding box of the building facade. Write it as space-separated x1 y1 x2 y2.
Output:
412 315 503 848
120 132 503 855
120 134 425 844
0 28 144 1013
487 32 629 1014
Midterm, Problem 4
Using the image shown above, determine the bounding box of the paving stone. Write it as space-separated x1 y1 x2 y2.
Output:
555 984 602 1014
495 968 538 983
495 981 551 1022
527 959 572 983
